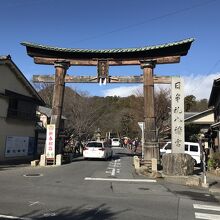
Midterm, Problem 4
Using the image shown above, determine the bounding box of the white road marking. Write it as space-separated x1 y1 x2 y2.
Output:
0 214 31 220
43 213 56 217
194 204 220 212
85 177 156 182
28 201 40 206
106 159 121 177
195 212 220 220
111 168 116 176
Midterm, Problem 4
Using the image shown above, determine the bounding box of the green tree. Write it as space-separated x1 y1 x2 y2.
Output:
185 123 201 142
184 95 196 112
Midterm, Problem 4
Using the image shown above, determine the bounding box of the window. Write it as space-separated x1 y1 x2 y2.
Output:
7 98 37 121
185 144 188 151
87 142 102 148
190 145 198 152
165 143 171 150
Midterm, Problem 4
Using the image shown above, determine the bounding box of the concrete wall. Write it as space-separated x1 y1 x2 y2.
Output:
0 118 35 160
0 97 8 118
193 113 214 124
0 65 33 98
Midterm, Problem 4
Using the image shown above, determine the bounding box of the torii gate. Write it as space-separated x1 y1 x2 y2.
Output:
21 38 194 162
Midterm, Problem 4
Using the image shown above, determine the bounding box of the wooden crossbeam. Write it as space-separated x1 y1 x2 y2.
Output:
33 56 180 66
33 75 171 84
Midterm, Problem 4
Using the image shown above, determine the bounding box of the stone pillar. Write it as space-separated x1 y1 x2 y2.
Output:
50 61 70 154
141 61 159 160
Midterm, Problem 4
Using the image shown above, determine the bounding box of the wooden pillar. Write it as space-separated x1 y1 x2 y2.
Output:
50 61 70 154
141 61 159 160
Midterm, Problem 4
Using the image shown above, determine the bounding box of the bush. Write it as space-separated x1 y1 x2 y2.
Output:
212 152 220 168
208 152 220 170
207 158 216 170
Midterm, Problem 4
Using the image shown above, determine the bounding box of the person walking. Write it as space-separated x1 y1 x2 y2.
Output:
134 138 139 153
74 140 82 155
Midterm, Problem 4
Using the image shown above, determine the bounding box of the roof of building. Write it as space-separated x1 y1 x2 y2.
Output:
211 121 220 128
184 112 198 120
184 108 214 124
0 55 45 105
21 38 194 59
208 77 220 107
161 109 214 134
38 106 66 120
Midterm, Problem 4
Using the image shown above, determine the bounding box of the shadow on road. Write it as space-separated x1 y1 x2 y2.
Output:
16 204 129 220
173 190 218 203
0 160 30 171
114 152 141 159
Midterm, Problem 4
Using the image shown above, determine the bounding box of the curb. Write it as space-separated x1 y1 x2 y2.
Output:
162 175 202 187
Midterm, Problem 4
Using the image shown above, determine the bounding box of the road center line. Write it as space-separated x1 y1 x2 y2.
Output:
84 177 156 182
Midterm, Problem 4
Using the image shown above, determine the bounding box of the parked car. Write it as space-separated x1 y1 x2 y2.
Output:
83 141 113 160
160 141 201 165
111 138 120 147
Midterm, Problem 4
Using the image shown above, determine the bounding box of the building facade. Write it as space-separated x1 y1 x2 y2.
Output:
0 55 44 162
209 78 220 151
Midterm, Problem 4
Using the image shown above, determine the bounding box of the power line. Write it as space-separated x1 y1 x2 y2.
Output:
207 59 220 75
71 0 218 44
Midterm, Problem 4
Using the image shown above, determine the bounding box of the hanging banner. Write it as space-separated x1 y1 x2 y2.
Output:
171 76 185 153
45 124 55 159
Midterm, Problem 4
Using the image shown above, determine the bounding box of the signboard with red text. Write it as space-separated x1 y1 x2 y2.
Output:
45 124 55 159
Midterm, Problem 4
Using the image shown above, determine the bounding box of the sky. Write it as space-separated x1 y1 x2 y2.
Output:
1 0 220 100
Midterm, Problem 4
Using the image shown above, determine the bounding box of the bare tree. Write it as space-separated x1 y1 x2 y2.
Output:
154 88 171 135
63 88 107 140
134 87 171 137
33 82 54 107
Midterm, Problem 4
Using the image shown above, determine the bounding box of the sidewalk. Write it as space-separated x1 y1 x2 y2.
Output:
132 149 220 195
206 171 220 194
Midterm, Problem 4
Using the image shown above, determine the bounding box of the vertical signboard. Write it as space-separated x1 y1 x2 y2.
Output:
171 76 185 153
45 124 55 159
138 122 145 159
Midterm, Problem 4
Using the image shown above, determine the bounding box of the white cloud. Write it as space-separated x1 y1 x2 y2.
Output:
103 85 142 97
184 73 220 100
102 73 220 100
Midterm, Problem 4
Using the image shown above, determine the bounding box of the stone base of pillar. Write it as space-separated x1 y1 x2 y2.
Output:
151 158 157 172
133 156 140 169
40 154 46 166
162 153 194 176
144 146 159 161
56 154 62 166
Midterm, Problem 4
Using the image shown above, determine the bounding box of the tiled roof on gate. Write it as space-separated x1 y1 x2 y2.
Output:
21 38 194 54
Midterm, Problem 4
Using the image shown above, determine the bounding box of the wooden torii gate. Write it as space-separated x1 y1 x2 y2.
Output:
21 38 194 162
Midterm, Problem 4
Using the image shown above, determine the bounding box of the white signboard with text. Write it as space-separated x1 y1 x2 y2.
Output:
5 136 29 157
171 76 185 153
45 124 55 159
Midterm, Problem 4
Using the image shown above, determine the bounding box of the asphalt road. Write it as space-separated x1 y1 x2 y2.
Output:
0 148 220 220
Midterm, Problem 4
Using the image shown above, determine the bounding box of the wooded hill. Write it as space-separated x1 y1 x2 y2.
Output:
36 84 208 141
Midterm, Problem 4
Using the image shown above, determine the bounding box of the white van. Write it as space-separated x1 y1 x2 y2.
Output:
160 142 201 165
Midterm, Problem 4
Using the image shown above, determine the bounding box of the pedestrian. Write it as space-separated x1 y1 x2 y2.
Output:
134 138 139 152
74 140 82 155
124 138 128 148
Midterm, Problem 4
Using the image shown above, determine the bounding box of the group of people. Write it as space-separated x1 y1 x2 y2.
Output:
122 138 140 152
